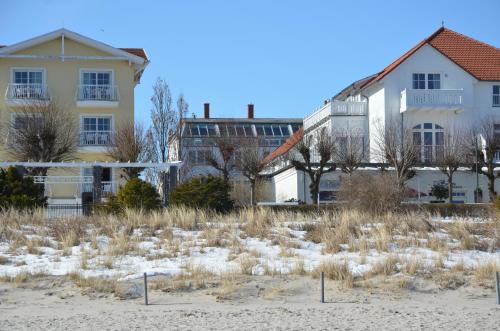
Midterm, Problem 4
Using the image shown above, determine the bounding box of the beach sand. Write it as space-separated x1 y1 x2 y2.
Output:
0 276 498 330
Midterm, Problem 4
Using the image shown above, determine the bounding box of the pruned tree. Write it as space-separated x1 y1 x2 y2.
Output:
238 139 267 206
206 136 239 182
334 131 365 175
287 126 336 203
5 100 78 176
467 116 500 201
373 119 418 189
435 126 469 203
107 122 149 179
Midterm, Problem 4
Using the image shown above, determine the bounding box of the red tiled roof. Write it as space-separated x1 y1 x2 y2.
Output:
263 128 304 164
365 27 500 86
119 48 148 61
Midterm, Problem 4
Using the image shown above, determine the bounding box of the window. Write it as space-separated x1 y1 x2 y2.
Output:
188 150 211 165
79 70 114 101
493 85 500 107
83 167 112 182
187 124 216 137
412 123 444 163
80 116 113 146
255 124 292 137
13 70 43 85
82 71 111 86
412 73 426 89
427 73 441 89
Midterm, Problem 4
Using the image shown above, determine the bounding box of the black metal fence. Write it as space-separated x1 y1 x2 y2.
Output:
45 204 92 218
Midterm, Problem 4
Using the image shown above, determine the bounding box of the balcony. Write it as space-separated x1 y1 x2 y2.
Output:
400 89 463 112
76 84 119 108
304 100 367 130
33 176 117 197
79 131 114 147
416 145 444 164
5 83 50 106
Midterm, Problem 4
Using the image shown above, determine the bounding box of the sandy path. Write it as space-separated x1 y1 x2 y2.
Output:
0 277 498 330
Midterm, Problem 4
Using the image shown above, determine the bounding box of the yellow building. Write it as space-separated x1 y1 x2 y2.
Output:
0 29 149 204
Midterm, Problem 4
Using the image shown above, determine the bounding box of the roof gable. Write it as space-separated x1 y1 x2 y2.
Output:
263 128 304 164
363 27 500 87
0 28 147 63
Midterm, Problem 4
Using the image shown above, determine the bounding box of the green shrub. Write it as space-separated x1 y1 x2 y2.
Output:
430 181 448 202
93 193 123 215
169 176 234 213
117 178 162 211
0 167 46 210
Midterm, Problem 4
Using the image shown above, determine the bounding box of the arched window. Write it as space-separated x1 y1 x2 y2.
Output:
412 123 444 163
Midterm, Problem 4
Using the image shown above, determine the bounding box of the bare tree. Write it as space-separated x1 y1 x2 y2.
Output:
435 127 469 203
238 139 267 206
468 116 500 201
176 93 189 161
107 122 149 179
6 100 78 175
373 119 418 189
206 136 239 182
334 131 365 175
150 77 178 163
287 127 336 203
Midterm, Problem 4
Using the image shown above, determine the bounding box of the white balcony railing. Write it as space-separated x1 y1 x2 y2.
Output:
33 176 117 196
79 131 114 146
5 83 50 101
304 100 367 130
400 89 463 112
77 84 119 102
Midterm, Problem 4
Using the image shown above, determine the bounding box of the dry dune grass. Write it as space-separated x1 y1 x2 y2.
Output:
0 206 498 295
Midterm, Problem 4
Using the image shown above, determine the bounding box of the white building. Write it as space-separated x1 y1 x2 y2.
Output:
266 27 500 204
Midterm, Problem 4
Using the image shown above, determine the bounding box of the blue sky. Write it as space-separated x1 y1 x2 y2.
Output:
1 0 499 125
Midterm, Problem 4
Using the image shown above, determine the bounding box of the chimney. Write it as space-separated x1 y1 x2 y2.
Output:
204 103 210 119
247 103 254 119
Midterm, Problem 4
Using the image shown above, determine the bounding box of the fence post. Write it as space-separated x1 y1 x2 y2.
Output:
495 271 499 305
144 272 148 305
320 271 325 303
92 166 103 204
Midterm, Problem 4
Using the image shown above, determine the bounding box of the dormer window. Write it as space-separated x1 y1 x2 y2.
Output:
493 85 500 107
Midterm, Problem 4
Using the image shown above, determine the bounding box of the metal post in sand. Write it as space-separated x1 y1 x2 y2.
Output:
320 271 325 303
495 271 499 305
144 272 148 306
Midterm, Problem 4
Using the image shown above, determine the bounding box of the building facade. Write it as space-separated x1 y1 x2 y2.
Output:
0 29 148 204
169 103 302 203
267 27 500 204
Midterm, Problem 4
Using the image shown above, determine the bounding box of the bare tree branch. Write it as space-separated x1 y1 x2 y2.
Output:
106 122 149 179
206 136 239 182
5 100 78 175
434 126 470 203
238 138 268 206
287 127 336 203
372 118 418 189
466 116 499 201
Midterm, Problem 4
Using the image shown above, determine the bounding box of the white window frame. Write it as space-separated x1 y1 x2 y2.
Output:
493 85 500 107
79 68 114 86
412 72 443 90
10 67 47 85
79 113 114 132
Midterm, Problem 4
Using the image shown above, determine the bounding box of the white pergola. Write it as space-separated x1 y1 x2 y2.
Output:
0 161 181 169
